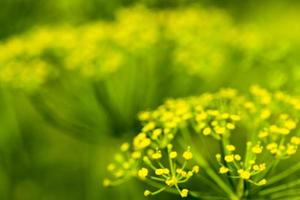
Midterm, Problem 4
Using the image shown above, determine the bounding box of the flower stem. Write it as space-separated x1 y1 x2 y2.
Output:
259 179 300 195
267 161 300 185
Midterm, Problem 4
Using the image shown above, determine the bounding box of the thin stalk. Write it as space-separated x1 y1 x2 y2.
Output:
267 161 300 185
180 126 238 200
259 179 300 196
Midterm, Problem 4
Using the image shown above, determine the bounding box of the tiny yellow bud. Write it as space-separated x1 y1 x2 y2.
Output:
231 114 241 121
139 112 151 121
226 123 235 130
291 137 300 145
260 109 271 119
252 145 263 154
203 127 212 135
155 168 169 176
257 179 267 186
285 120 296 130
142 122 156 132
215 126 226 135
226 145 236 151
144 190 151 196
258 131 268 138
253 165 259 171
224 154 234 162
192 165 200 173
103 178 110 187
219 166 229 174
152 128 162 139
165 177 177 186
152 151 162 160
138 168 148 179
169 151 178 159
239 170 251 180
120 143 130 152
234 154 241 161
132 151 141 159
216 154 221 162
181 189 189 198
183 150 193 160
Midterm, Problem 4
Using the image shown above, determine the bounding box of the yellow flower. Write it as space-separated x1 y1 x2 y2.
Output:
239 170 251 180
139 112 151 121
155 168 170 176
214 126 226 135
226 145 236 151
285 120 297 130
138 168 148 179
203 127 212 135
234 154 241 161
183 150 193 160
144 190 151 196
219 166 229 174
286 145 297 155
257 179 267 186
226 123 235 130
230 114 241 121
260 109 271 119
224 154 234 162
133 133 151 150
142 122 156 132
169 151 178 159
165 177 177 186
152 151 162 159
192 165 200 173
252 145 263 154
291 136 300 145
120 143 130 152
258 131 268 138
131 151 142 159
181 189 189 198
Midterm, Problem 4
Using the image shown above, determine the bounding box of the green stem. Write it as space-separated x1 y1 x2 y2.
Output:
269 188 300 199
236 179 244 199
259 179 300 195
267 161 300 185
180 126 238 200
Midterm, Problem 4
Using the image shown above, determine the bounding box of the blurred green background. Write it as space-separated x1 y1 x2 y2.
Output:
0 0 299 200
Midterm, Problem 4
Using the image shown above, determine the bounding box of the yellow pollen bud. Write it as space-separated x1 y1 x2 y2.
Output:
169 151 178 159
226 145 236 151
181 189 189 198
234 154 241 161
257 179 267 186
203 127 212 135
144 190 151 196
226 123 235 130
192 165 200 173
225 154 234 162
239 170 251 180
219 166 229 174
120 143 130 152
152 151 162 159
252 145 263 154
215 126 226 134
138 168 148 179
183 150 193 160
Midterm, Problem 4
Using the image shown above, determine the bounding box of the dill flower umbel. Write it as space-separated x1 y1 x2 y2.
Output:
105 86 300 199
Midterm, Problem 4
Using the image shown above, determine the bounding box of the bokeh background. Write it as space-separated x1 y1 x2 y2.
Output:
0 0 299 200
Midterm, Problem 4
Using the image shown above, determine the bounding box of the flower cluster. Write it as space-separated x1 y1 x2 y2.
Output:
104 86 299 199
0 7 298 91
